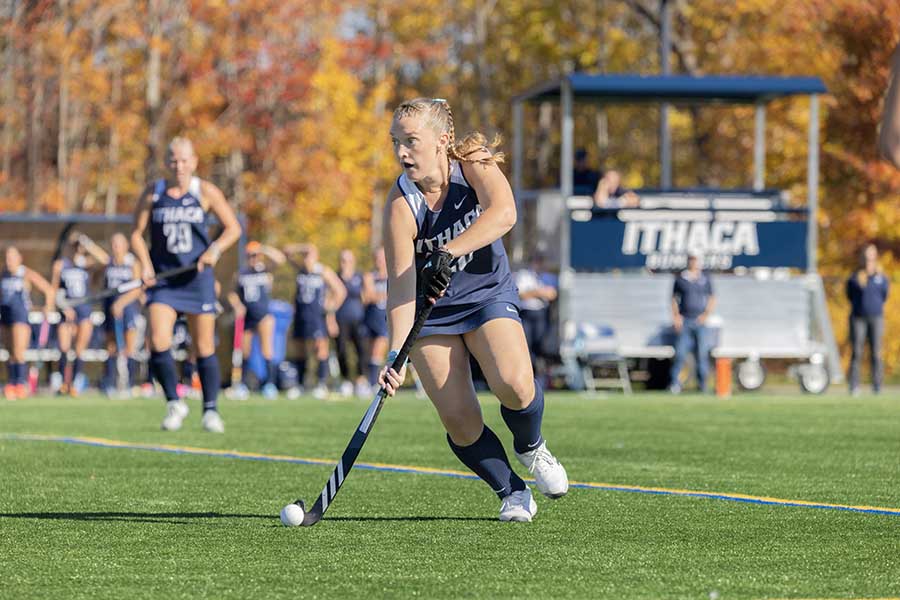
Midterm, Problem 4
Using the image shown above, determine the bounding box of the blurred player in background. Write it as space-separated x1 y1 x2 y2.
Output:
130 136 241 432
227 241 285 399
1 247 54 399
362 246 388 393
846 243 889 396
101 233 143 396
514 252 558 380
285 243 345 399
378 97 568 522
51 232 108 396
669 253 715 394
335 249 369 397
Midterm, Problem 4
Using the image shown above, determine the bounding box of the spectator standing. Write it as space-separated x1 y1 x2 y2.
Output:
845 244 889 395
669 254 715 393
573 148 601 192
592 168 639 209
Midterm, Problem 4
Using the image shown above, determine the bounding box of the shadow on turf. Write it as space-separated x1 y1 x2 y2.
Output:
0 512 495 524
0 511 273 525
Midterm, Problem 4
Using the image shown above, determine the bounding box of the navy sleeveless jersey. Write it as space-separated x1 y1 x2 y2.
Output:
149 177 210 272
60 257 90 301
398 161 518 325
0 266 29 309
237 264 272 321
336 272 364 323
294 264 326 321
105 255 136 295
363 271 388 336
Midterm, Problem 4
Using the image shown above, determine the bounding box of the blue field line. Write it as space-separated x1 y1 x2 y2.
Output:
3 433 899 518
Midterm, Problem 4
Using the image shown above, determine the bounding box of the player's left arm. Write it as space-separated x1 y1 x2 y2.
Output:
24 267 56 311
879 44 900 169
199 180 242 271
322 267 347 312
445 151 516 259
699 279 716 324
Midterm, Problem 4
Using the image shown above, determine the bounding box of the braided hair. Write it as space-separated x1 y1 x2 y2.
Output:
392 98 504 166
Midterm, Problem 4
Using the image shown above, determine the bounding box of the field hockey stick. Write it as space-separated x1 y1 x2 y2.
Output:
58 263 198 309
292 301 434 526
231 315 245 389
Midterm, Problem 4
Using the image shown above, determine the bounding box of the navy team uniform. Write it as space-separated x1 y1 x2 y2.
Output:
363 271 388 387
103 257 139 334
147 177 217 314
146 177 219 413
292 264 329 387
0 267 30 326
398 160 546 502
398 161 520 338
59 258 92 322
102 257 140 389
363 271 388 338
1 267 30 387
237 264 272 330
336 271 367 382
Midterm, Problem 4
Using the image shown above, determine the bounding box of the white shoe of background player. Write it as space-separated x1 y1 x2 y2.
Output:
201 410 225 433
340 381 354 397
312 384 328 400
515 441 569 498
161 400 189 431
499 488 538 522
286 386 303 400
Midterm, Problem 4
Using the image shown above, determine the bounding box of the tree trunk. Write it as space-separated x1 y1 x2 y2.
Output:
145 0 163 182
58 0 70 213
26 40 44 214
105 57 122 216
2 1 22 199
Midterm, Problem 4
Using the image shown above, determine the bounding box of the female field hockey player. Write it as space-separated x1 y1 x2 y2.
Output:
1 247 54 399
227 241 285 398
51 232 108 396
101 233 143 395
362 246 388 393
284 243 345 399
378 98 568 522
335 248 369 397
131 136 241 432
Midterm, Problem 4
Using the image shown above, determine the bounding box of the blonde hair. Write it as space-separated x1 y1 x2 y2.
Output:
392 98 504 166
168 136 196 158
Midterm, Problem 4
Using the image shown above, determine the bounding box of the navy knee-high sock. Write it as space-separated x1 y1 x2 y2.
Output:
72 358 83 382
293 358 307 388
182 360 196 385
316 359 328 384
127 358 139 387
103 357 116 387
266 359 277 387
150 350 179 402
367 361 380 386
17 362 27 385
500 379 545 454
197 354 220 412
10 362 22 385
58 353 68 378
447 426 526 499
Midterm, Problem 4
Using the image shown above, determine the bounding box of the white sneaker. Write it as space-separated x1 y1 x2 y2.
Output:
355 381 371 398
286 386 303 400
516 441 569 499
312 384 328 400
499 488 538 522
161 400 189 431
261 382 278 400
340 381 354 397
201 410 225 433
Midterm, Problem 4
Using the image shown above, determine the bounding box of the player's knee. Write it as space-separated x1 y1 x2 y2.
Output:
493 367 535 409
444 414 483 446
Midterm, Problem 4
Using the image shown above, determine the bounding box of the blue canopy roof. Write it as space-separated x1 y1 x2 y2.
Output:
514 73 827 104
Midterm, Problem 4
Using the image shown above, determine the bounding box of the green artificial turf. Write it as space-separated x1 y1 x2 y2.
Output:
0 392 898 599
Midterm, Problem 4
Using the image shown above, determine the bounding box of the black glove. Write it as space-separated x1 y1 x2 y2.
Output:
420 248 454 302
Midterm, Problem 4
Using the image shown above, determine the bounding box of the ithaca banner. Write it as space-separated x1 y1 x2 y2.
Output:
569 209 808 270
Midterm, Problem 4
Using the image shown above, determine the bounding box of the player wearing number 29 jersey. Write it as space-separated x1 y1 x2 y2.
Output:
130 137 242 433
146 175 217 314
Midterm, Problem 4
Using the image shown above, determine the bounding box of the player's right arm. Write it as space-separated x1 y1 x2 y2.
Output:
130 185 156 286
227 273 246 317
380 181 418 396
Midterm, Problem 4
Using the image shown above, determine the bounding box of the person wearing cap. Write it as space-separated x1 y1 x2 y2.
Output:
669 254 715 393
227 241 286 398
